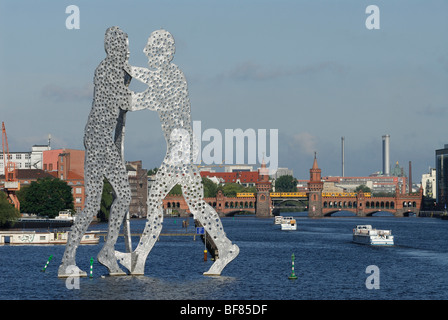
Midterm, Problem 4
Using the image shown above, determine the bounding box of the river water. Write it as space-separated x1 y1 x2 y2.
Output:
1 214 447 301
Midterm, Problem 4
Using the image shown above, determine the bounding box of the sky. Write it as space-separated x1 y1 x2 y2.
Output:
0 0 447 181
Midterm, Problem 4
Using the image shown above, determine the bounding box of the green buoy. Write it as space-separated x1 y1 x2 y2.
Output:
41 255 53 272
288 253 298 280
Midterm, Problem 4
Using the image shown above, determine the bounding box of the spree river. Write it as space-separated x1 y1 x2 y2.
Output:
1 214 447 301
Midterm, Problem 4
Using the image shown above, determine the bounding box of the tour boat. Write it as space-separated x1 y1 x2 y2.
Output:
352 225 394 246
14 211 75 228
0 230 100 245
281 217 297 231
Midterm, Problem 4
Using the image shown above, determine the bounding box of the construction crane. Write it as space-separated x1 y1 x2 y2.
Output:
1 122 20 211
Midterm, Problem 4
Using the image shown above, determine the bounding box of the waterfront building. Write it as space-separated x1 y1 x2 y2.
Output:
421 168 436 199
436 144 448 208
0 144 51 175
200 169 259 187
321 175 407 195
0 169 54 188
126 161 148 218
270 167 293 179
43 149 85 213
224 165 253 172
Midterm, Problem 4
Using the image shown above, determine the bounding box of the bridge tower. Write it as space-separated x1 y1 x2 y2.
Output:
308 153 323 217
256 160 272 217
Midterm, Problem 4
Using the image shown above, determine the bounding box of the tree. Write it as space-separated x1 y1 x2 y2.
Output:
168 177 218 197
217 183 255 197
17 177 74 218
354 185 372 193
0 192 20 227
147 167 159 176
202 177 218 198
168 184 182 195
98 178 114 221
275 175 297 192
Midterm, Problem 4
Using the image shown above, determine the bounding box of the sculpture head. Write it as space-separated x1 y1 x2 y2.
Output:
143 29 175 68
104 26 130 63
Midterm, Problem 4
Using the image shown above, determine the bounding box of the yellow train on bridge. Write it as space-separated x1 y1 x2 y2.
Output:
322 192 371 198
236 192 371 198
236 192 308 198
236 193 256 198
270 192 307 198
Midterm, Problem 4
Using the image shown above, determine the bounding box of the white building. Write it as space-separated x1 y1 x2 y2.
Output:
421 168 436 199
0 145 51 175
270 167 294 179
224 165 253 172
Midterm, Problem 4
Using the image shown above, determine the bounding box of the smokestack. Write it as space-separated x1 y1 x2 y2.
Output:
382 135 390 176
341 137 345 177
409 161 412 193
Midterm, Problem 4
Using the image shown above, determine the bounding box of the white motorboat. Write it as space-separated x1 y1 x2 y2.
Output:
281 217 297 231
274 216 283 224
353 225 394 246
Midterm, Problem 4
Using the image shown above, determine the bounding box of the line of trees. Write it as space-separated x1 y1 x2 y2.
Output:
17 177 74 218
168 177 256 198
0 192 20 227
1 177 75 227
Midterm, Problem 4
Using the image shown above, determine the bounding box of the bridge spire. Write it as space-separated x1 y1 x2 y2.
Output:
308 154 323 217
312 151 319 170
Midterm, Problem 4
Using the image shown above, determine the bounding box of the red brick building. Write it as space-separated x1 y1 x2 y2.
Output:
199 170 259 187
43 149 85 213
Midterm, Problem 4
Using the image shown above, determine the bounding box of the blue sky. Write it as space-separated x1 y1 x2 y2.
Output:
0 0 447 181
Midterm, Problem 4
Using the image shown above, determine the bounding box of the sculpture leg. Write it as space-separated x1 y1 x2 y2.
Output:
181 172 239 276
58 174 102 278
199 203 239 276
97 163 131 276
116 169 176 275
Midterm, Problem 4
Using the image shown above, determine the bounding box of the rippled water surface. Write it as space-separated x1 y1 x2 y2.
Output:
1 215 447 300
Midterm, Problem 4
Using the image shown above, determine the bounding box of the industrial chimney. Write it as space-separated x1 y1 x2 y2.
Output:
382 135 390 176
341 137 345 177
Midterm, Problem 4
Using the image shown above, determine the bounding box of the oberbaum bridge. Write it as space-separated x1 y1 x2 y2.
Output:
163 156 422 218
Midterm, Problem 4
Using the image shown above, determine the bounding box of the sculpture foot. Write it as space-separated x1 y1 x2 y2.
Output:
98 248 126 276
115 250 146 275
57 264 87 278
203 244 239 276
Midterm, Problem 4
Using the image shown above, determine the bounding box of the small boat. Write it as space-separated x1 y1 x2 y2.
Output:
281 217 297 231
352 225 394 246
274 216 283 224
0 230 100 245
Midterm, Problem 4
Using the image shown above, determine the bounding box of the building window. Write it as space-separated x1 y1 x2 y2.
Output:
76 188 82 194
75 198 82 203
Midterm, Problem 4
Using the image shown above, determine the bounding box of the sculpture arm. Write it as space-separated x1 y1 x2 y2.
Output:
122 65 162 111
130 90 162 111
125 65 150 84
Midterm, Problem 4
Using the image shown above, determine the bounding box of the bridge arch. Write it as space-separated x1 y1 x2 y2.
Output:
324 210 356 217
369 211 395 217
224 210 254 217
